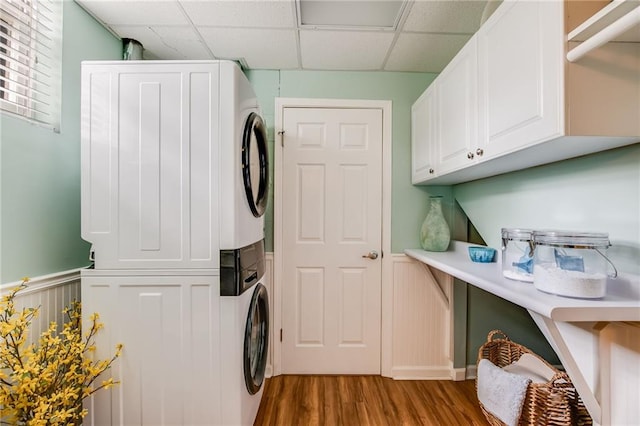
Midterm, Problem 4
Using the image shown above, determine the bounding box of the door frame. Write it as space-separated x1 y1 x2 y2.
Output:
273 98 393 377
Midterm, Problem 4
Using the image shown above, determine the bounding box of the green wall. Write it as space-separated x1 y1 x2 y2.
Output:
245 69 459 253
455 143 640 364
0 1 121 283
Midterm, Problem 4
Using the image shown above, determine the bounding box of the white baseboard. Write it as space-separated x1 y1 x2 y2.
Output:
466 364 477 380
391 366 453 380
451 367 467 381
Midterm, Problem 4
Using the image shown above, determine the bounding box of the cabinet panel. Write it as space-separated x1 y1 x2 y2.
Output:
436 37 478 174
81 63 221 269
478 0 564 158
81 273 221 426
411 86 437 183
118 73 183 262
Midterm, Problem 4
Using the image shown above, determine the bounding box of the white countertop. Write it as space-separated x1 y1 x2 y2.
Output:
405 241 640 322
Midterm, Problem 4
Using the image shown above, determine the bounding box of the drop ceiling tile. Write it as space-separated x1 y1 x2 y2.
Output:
385 33 471 72
198 28 298 69
110 25 212 60
299 30 395 70
76 1 189 26
403 0 487 34
180 0 296 28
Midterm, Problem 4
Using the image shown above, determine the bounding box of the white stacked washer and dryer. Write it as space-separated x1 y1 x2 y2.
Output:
80 60 269 425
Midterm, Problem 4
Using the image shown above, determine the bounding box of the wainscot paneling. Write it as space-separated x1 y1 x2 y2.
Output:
0 269 82 343
389 254 456 380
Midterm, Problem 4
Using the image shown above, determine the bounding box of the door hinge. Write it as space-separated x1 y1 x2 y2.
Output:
278 130 285 147
280 328 283 342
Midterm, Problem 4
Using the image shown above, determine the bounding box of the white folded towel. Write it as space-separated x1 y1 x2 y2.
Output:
503 353 555 384
477 358 531 426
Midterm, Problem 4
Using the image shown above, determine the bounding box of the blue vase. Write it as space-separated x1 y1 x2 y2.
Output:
420 196 450 252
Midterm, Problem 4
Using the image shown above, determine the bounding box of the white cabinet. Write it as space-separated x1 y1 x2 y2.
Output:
411 37 478 180
81 62 220 269
411 0 640 185
436 36 478 174
411 85 437 183
477 0 563 159
81 270 221 426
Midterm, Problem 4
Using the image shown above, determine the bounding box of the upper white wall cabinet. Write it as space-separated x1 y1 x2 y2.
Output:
411 0 640 185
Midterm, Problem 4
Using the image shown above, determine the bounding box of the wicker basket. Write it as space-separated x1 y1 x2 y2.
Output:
476 330 592 426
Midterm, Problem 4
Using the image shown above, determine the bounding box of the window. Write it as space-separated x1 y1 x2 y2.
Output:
0 0 62 131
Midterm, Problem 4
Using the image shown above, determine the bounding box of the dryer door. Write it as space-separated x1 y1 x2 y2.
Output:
244 282 269 395
242 112 269 218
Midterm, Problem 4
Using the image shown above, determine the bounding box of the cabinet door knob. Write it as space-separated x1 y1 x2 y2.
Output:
429 168 435 174
467 152 475 159
476 148 484 156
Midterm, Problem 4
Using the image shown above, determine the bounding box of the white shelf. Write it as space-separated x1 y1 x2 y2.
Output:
567 0 640 62
405 241 640 322
568 0 640 42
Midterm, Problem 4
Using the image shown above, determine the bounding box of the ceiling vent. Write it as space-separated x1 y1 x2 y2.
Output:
297 0 410 31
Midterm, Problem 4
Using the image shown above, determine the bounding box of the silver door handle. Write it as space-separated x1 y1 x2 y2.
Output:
362 250 379 260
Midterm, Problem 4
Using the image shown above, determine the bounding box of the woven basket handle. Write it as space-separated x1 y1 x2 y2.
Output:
487 329 510 342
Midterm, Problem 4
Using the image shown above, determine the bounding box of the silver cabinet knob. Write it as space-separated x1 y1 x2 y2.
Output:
476 148 484 156
467 152 475 159
362 250 379 260
429 168 435 174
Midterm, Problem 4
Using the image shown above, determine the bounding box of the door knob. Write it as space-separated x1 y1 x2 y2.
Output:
362 250 379 260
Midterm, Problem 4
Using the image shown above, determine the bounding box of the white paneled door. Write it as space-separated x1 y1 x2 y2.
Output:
281 107 383 374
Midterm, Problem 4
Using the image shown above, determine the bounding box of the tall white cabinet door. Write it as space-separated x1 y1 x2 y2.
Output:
436 37 478 175
478 0 564 159
81 273 221 426
411 85 437 183
81 63 220 269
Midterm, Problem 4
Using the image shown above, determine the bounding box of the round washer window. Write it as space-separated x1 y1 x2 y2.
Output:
243 283 269 395
242 112 269 218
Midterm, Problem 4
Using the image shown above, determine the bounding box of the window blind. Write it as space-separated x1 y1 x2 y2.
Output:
0 0 62 131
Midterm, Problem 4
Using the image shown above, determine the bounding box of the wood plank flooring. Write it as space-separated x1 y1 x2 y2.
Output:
254 375 487 425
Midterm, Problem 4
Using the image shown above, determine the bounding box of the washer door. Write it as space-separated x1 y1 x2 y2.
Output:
242 112 269 218
243 283 269 395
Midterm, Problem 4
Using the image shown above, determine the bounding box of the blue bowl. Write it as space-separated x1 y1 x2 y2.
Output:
468 246 496 263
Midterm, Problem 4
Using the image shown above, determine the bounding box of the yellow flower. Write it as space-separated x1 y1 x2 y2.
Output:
0 281 122 425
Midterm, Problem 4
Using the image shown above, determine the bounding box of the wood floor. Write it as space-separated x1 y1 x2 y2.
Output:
254 375 487 425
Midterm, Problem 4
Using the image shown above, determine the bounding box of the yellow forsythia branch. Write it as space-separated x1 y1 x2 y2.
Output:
0 279 122 426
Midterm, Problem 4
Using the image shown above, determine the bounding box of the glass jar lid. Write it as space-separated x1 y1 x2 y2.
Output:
532 230 610 249
501 228 533 241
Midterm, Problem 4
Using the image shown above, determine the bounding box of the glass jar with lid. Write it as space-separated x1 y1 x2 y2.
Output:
532 230 616 299
501 228 534 282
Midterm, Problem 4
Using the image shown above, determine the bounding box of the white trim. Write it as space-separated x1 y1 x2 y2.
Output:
273 97 392 377
391 366 453 380
1 268 83 295
466 364 478 380
451 367 468 381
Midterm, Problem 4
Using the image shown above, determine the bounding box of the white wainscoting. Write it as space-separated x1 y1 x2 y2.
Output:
387 254 455 380
1 269 82 341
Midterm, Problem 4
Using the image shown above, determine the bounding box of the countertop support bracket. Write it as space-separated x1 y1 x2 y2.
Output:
528 312 603 425
417 261 449 309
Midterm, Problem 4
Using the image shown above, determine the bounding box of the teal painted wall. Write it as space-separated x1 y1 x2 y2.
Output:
455 143 640 364
245 69 460 253
0 2 121 283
